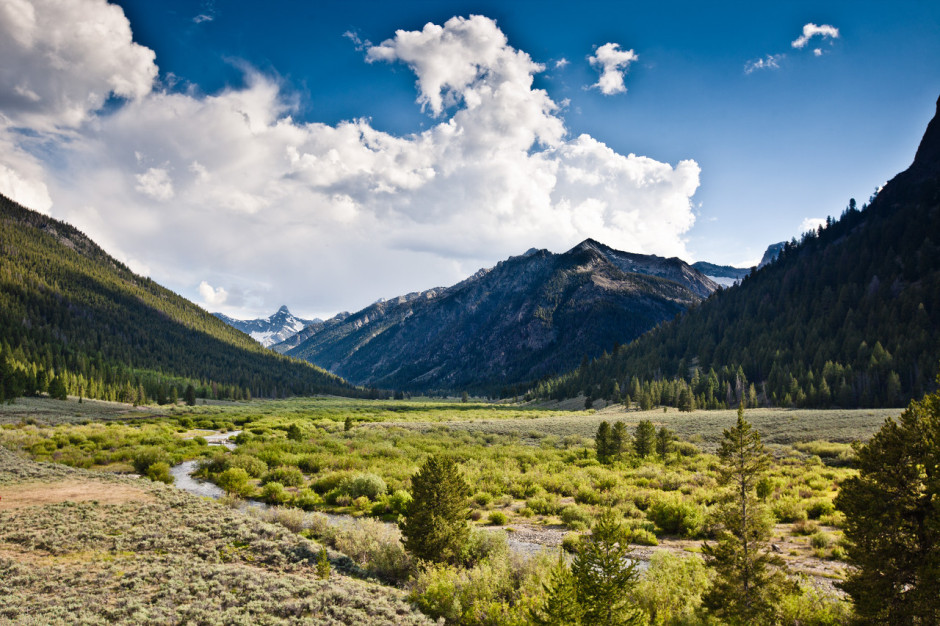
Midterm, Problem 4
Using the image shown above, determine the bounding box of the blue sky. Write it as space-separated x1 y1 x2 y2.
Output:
1 0 938 319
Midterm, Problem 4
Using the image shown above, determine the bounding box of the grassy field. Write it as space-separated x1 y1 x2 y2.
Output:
0 444 432 624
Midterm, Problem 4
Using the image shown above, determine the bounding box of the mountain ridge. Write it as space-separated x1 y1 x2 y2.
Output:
282 239 719 393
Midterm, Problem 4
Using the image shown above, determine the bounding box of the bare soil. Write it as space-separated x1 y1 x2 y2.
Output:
0 479 155 510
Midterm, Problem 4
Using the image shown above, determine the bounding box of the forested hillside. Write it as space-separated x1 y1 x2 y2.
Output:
0 195 353 403
536 96 940 409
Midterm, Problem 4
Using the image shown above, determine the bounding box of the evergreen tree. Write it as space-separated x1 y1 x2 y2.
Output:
531 552 583 625
655 427 674 458
48 374 68 400
610 421 627 460
702 404 793 622
835 385 940 624
633 420 655 457
184 384 196 406
401 455 471 565
595 421 611 463
572 509 642 625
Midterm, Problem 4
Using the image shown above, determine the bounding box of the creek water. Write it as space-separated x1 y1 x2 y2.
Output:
168 430 551 558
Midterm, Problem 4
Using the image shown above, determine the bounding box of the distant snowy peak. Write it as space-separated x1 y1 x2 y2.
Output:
213 306 319 348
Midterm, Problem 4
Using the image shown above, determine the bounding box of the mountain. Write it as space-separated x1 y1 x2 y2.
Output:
758 241 786 268
691 261 751 288
538 94 940 409
0 194 352 402
214 306 319 347
282 239 718 393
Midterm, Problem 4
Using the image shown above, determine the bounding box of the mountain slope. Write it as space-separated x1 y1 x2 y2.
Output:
284 241 717 393
214 306 319 347
539 94 940 408
0 194 351 402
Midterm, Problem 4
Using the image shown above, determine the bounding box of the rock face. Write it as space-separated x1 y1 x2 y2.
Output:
282 240 719 393
213 306 319 347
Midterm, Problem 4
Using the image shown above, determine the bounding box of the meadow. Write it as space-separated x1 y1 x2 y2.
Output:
0 395 896 623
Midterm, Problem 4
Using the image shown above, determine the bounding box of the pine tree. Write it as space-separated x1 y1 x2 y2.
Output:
655 427 674 458
633 420 655 457
595 421 611 463
610 421 627 460
702 404 793 622
530 552 583 625
572 509 642 625
834 386 940 624
401 455 471 565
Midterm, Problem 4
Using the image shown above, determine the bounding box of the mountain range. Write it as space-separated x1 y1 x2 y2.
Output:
272 239 719 394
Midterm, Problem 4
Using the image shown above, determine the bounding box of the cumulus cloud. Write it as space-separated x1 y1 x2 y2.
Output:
555 58 569 69
1 9 700 318
744 53 785 75
800 217 826 234
198 281 228 306
791 23 839 49
588 43 638 95
135 167 174 201
0 0 156 131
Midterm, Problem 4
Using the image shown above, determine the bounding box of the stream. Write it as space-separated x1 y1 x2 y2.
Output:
168 430 556 558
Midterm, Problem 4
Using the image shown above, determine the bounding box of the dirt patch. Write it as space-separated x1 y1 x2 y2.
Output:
0 479 154 510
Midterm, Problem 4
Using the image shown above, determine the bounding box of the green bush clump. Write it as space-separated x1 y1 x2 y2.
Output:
805 498 835 519
574 487 602 505
312 471 352 495
561 532 582 553
647 494 704 537
132 446 169 475
145 461 174 484
810 531 832 549
388 490 413 516
772 497 808 523
217 467 252 497
487 511 508 526
560 505 591 530
261 481 291 505
229 454 267 478
261 466 304 488
473 492 493 508
294 489 322 511
629 527 658 546
343 472 387 500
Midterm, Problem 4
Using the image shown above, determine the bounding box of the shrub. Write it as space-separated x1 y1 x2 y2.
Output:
388 489 413 516
229 454 267 478
473 492 493 508
294 489 323 511
792 519 819 536
488 511 508 526
217 467 252 497
772 497 808 523
574 488 602 505
132 446 168 475
561 533 582 553
810 531 832 550
629 528 658 546
353 496 372 512
261 481 291 505
312 472 351 495
145 461 173 484
560 505 591 530
344 472 387 500
631 552 710 625
261 466 304 488
806 498 835 520
647 495 704 537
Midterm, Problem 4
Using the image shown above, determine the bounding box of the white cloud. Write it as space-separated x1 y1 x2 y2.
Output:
198 281 228 307
744 54 784 75
813 48 823 57
193 14 213 24
0 0 156 131
555 58 569 69
791 23 839 49
588 43 638 95
135 167 174 201
2 10 701 318
800 217 826 234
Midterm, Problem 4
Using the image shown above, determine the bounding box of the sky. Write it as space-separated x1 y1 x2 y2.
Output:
1 1 938 320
